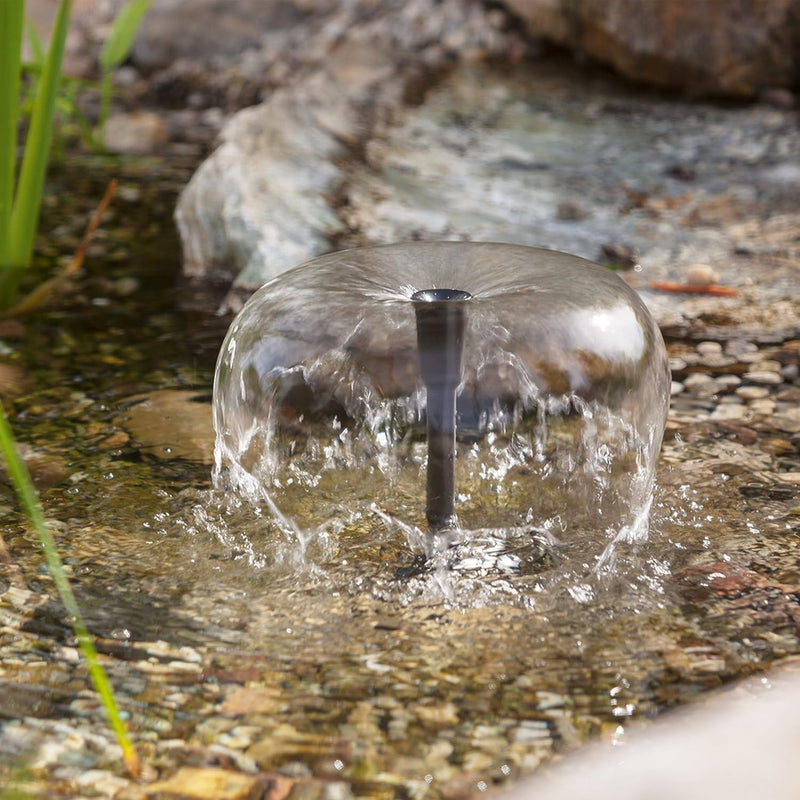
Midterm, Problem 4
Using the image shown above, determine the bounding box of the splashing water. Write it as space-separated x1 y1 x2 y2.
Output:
212 243 670 602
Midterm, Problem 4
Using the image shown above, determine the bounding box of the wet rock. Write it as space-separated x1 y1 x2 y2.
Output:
503 0 800 97
771 408 800 434
144 767 290 800
218 686 285 716
121 390 214 464
0 363 30 396
508 667 800 799
174 0 515 292
743 370 783 385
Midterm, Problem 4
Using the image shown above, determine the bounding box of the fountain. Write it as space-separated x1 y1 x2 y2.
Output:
213 242 670 577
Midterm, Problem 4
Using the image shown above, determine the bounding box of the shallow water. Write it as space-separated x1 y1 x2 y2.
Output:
1 163 799 796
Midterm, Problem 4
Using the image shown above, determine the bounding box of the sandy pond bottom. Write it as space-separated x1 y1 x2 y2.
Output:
1 102 800 800
2 362 800 800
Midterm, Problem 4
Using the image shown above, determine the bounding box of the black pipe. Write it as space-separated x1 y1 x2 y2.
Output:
412 288 471 531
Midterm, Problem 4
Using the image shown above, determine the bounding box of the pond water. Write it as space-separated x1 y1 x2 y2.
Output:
1 159 799 796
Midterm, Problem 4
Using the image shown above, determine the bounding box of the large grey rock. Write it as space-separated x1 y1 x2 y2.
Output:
173 0 516 297
504 666 800 800
503 0 800 97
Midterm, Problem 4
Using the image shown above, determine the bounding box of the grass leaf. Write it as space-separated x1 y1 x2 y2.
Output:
99 0 151 72
0 1 25 269
0 401 140 776
5 0 73 308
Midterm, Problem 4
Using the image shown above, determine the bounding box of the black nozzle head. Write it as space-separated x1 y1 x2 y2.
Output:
412 288 472 304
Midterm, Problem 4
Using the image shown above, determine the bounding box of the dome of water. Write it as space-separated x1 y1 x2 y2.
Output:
213 242 670 572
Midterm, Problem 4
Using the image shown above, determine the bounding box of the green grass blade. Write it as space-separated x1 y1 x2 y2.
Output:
25 17 46 66
99 0 151 71
8 0 73 275
0 402 140 776
0 1 25 265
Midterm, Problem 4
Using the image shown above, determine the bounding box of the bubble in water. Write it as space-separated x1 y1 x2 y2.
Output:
212 243 670 579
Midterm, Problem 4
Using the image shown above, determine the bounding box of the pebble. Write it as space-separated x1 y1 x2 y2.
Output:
749 399 776 415
685 264 719 286
696 341 723 356
670 381 684 396
736 385 770 400
715 375 742 391
711 404 748 422
669 357 687 373
143 767 276 799
742 371 783 385
683 373 717 398
771 408 800 434
777 387 800 402
750 360 782 373
725 340 758 356
104 111 168 156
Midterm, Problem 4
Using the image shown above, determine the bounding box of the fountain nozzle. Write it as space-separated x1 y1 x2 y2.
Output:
412 288 471 531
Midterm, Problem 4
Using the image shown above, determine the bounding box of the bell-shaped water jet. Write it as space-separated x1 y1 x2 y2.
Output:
212 242 670 571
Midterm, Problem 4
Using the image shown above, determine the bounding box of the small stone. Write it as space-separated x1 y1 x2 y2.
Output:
710 404 748 422
759 87 796 109
685 264 719 286
697 341 723 356
600 242 638 270
736 385 770 400
556 199 588 221
670 381 684 396
725 340 758 357
0 362 30 396
683 372 716 397
714 375 741 391
749 399 776 415
771 408 800 434
781 363 799 381
144 768 288 800
104 111 168 156
743 371 783 385
416 702 460 726
669 357 687 373
776 387 800 402
219 686 284 716
761 438 795 455
776 472 800 485
738 351 769 364
751 360 782 373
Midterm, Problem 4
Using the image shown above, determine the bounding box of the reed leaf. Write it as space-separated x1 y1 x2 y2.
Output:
0 402 140 776
4 0 73 308
0 1 25 273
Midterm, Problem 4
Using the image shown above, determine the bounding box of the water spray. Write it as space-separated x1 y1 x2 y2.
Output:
412 288 471 531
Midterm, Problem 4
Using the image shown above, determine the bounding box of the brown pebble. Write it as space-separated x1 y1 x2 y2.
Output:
715 422 758 445
685 264 719 286
736 385 770 400
742 371 783 385
0 362 29 397
776 387 800 402
761 438 795 456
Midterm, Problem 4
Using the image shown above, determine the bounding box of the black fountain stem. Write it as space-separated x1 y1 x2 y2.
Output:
412 288 471 531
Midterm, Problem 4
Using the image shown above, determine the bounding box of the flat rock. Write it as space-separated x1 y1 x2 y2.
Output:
120 390 214 464
144 767 290 800
503 0 800 97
